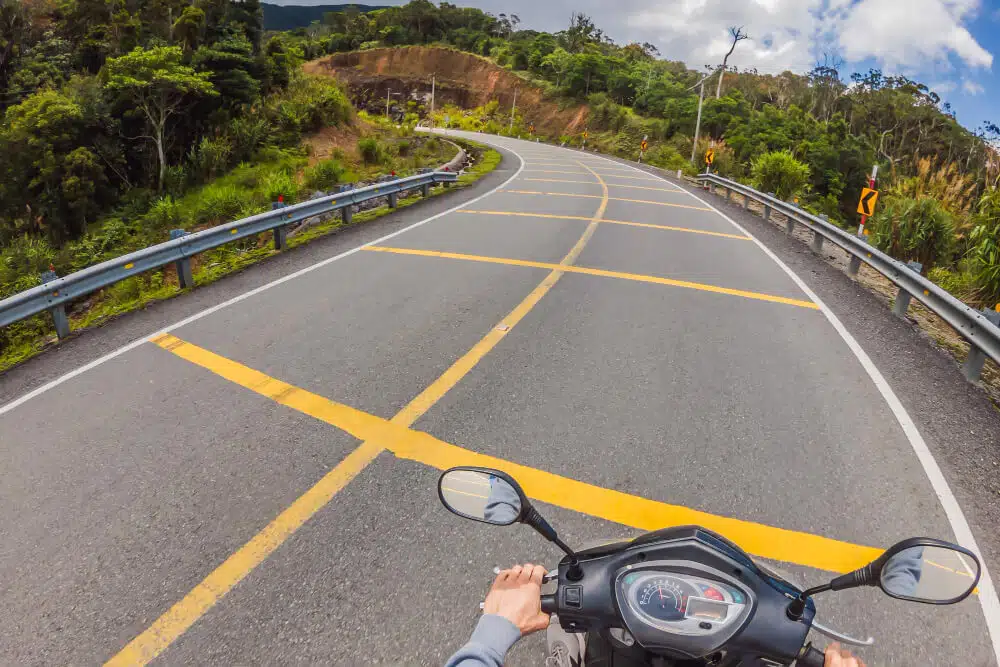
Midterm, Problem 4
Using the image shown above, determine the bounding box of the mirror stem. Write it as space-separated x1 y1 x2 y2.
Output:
786 583 831 621
525 508 584 580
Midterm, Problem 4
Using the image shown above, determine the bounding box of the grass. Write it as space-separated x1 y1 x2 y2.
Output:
0 138 500 373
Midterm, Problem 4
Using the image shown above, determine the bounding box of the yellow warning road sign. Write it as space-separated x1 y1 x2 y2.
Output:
640 140 648 151
705 148 715 165
583 130 589 139
857 188 879 216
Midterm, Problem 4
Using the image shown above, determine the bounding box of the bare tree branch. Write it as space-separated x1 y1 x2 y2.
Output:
716 26 748 98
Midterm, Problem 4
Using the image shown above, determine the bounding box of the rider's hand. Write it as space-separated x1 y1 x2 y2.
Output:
484 563 550 636
825 643 866 667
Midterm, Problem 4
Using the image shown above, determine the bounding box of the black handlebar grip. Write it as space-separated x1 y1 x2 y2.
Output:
797 643 826 667
540 594 557 614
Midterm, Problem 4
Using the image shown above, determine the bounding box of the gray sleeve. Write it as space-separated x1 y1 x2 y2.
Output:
444 614 522 667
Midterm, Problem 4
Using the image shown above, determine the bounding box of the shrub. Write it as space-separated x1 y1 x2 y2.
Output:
358 138 384 165
192 183 245 226
188 136 234 184
868 195 955 273
750 150 811 200
304 159 347 191
967 188 1000 305
396 140 412 156
256 170 298 204
227 115 272 163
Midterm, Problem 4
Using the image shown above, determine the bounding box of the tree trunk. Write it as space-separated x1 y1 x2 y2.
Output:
155 119 166 192
716 66 725 99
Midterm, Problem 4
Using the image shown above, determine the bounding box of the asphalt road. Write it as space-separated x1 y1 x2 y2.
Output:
0 133 996 666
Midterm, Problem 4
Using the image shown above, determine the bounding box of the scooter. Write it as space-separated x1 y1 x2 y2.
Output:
438 466 983 667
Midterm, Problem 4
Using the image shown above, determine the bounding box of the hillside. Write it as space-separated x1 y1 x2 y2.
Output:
262 3 386 31
304 47 589 137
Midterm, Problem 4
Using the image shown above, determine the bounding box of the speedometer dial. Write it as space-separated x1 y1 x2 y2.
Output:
636 576 699 622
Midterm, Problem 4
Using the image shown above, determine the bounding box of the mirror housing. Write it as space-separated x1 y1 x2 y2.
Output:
787 537 980 621
437 466 584 580
830 537 981 604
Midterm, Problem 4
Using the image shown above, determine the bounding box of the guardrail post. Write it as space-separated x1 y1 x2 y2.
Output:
422 183 430 198
389 192 398 208
170 229 194 289
811 228 824 252
964 347 987 382
892 263 923 317
725 188 732 202
848 255 863 277
342 205 353 225
40 270 71 339
742 194 750 211
274 224 287 251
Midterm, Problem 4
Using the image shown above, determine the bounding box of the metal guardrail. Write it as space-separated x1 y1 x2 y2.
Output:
696 173 1000 383
0 171 458 339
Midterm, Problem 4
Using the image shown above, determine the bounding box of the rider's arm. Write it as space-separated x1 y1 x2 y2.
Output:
444 564 550 667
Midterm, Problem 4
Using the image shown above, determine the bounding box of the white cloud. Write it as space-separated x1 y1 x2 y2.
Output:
963 79 986 95
930 80 958 93
836 0 992 70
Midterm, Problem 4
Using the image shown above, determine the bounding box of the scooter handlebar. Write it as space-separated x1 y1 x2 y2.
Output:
797 643 826 667
541 594 557 614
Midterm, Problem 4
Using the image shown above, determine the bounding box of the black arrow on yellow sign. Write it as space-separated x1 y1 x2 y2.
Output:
857 187 879 216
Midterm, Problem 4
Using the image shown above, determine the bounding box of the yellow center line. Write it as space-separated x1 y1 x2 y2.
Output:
457 210 751 241
106 161 611 666
521 169 590 176
522 178 683 194
365 246 819 310
500 190 713 212
151 335 884 576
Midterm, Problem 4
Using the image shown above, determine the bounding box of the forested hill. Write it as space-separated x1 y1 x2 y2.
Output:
262 3 387 31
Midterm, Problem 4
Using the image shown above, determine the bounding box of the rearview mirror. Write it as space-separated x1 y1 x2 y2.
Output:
438 468 526 525
826 537 981 604
879 543 981 604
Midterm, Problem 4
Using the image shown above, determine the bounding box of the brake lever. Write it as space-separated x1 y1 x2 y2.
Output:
811 619 875 647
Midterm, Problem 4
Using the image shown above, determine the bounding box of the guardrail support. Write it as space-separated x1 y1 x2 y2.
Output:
422 183 430 198
725 188 732 202
274 224 287 251
342 206 353 225
389 192 398 209
893 289 913 316
964 347 987 382
764 205 772 222
811 231 824 253
169 229 194 289
742 194 750 211
847 255 863 277
40 270 71 339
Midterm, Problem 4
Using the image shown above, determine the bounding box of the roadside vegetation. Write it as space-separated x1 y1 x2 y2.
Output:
0 1 501 371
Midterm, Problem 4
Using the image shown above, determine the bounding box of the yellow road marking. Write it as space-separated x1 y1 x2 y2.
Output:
523 178 683 195
151 335 883 575
365 246 818 310
521 169 590 176
107 161 610 666
457 210 751 241
500 190 712 212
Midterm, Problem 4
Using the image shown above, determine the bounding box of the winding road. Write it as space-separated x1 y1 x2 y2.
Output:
0 131 997 665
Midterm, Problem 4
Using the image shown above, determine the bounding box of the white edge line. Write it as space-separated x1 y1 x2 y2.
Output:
0 140 526 418
544 140 1000 662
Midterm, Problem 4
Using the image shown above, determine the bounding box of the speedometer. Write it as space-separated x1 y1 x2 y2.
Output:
635 576 699 622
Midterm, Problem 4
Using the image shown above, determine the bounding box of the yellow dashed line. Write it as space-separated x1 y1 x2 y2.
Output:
522 178 683 194
365 246 818 310
500 189 713 212
457 210 751 240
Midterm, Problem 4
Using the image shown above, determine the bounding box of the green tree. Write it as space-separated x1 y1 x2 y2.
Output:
103 46 216 191
869 196 955 272
750 150 811 200
172 5 206 52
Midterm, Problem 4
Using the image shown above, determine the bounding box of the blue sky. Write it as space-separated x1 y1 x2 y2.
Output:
278 0 998 132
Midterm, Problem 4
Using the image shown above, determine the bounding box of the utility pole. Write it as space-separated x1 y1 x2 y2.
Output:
386 89 400 119
690 77 706 165
509 88 517 132
430 74 436 122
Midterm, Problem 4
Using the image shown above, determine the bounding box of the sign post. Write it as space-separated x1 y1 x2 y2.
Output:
582 130 588 150
858 165 878 236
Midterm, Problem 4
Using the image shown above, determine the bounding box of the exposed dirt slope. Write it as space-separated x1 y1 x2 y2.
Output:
304 46 589 136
